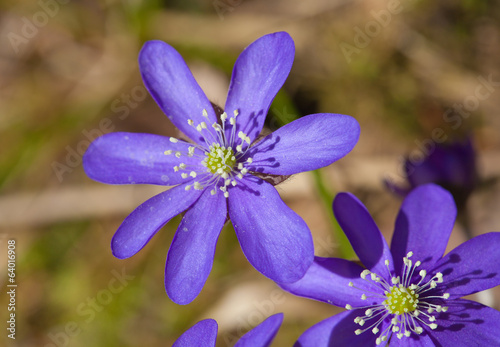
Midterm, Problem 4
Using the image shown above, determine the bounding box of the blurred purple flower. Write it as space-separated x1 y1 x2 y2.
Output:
281 184 500 346
83 32 360 304
173 313 283 347
385 137 478 210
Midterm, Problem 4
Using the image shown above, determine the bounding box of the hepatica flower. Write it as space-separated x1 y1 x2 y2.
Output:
83 32 360 304
385 137 478 211
173 313 283 347
281 184 500 346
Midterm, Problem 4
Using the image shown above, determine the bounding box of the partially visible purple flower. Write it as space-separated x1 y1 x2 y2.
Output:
385 137 478 211
173 313 283 347
281 184 500 346
83 32 360 304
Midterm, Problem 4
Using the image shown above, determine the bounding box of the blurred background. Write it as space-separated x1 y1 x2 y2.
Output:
1 0 500 345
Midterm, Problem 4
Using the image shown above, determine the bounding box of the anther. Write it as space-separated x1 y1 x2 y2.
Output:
360 270 370 279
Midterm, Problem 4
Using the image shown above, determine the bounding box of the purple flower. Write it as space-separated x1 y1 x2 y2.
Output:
173 313 283 347
385 137 478 211
83 32 360 304
281 184 500 346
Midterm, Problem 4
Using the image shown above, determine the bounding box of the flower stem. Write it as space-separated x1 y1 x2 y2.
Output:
312 170 355 259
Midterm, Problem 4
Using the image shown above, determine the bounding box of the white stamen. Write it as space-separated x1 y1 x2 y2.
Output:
170 109 255 199
344 251 450 344
360 270 370 279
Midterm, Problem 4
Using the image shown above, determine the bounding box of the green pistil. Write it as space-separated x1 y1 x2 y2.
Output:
205 144 236 174
383 286 418 315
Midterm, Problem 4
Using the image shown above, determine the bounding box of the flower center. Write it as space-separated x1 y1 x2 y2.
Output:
383 286 418 315
164 109 253 198
204 144 236 174
345 252 449 345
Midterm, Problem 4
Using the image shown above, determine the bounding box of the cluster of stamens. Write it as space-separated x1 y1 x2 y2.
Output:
345 252 450 345
164 109 253 198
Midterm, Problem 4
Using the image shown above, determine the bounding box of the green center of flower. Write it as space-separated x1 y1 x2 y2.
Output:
383 286 418 315
205 144 236 175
